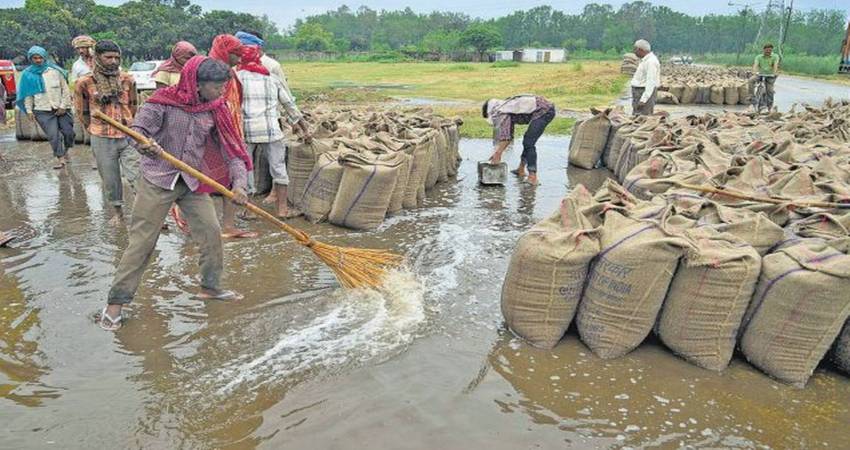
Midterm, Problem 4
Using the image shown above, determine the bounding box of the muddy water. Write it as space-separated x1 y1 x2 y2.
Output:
1 132 849 449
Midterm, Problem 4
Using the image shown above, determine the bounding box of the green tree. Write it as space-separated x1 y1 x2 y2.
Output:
461 23 501 61
294 23 333 52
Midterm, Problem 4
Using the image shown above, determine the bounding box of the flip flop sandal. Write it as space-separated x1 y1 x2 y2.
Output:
221 230 259 239
510 169 525 176
97 307 123 331
0 234 13 247
197 290 243 301
52 162 66 170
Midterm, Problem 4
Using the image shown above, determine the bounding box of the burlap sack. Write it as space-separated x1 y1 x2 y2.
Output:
740 243 850 386
738 83 751 105
301 151 345 223
501 186 601 349
435 127 450 182
831 321 850 374
384 152 412 215
681 85 698 104
710 86 725 105
15 112 48 141
697 86 711 104
602 123 634 170
577 186 692 359
656 91 679 105
669 85 685 103
724 85 740 105
691 200 785 255
287 139 333 209
568 109 612 169
329 152 403 230
403 132 435 208
658 228 761 371
424 133 440 190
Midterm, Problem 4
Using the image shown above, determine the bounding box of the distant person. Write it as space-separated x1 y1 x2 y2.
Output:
630 39 660 116
752 43 780 110
17 46 75 169
210 34 256 239
152 41 198 89
236 30 294 99
236 45 310 218
98 56 252 331
483 94 556 186
70 35 96 81
76 40 140 226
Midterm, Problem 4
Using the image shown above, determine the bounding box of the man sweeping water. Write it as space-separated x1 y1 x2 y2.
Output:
98 56 252 331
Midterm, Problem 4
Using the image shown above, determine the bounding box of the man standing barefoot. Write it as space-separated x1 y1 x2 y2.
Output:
98 56 252 331
76 40 140 226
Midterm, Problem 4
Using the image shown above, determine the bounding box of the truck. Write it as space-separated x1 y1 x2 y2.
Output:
841 21 850 75
0 60 16 108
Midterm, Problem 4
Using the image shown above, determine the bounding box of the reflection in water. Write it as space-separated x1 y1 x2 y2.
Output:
487 328 849 449
0 265 55 407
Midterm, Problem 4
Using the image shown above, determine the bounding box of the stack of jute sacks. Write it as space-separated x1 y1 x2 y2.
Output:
507 100 850 387
288 106 462 230
621 53 639 75
657 65 753 106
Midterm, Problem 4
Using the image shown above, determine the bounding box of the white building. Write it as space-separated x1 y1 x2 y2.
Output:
491 48 567 63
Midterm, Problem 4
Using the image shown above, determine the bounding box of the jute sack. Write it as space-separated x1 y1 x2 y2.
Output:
656 91 679 105
15 111 48 141
697 85 711 104
681 85 698 104
710 86 725 105
287 139 334 209
669 85 685 103
568 109 612 169
658 228 761 371
435 126 450 182
424 133 440 190
501 186 600 348
602 121 637 170
402 132 434 209
329 152 403 230
384 152 412 216
724 84 739 105
301 151 345 223
577 185 692 359
737 83 751 105
831 321 850 374
740 242 850 386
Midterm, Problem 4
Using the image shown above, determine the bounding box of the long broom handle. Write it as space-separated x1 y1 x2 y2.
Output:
673 181 850 210
92 110 315 245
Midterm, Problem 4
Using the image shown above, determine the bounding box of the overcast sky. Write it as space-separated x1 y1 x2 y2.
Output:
1 0 846 30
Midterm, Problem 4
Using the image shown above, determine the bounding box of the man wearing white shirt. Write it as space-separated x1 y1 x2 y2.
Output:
630 39 660 116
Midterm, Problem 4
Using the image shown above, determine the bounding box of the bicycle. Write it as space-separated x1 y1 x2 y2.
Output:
751 74 776 114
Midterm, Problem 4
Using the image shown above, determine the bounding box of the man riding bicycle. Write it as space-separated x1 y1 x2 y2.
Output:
751 43 780 110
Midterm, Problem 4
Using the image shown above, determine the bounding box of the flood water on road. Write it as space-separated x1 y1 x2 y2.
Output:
1 131 849 449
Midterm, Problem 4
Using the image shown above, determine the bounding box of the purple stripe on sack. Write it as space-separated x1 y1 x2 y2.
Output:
597 224 655 259
342 165 378 227
300 158 337 205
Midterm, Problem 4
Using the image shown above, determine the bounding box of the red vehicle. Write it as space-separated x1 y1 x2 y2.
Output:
0 59 17 108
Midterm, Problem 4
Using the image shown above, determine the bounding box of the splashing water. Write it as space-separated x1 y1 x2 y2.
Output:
215 269 425 393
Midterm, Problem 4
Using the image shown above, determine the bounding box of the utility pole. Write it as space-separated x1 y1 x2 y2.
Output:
779 0 794 59
729 1 757 64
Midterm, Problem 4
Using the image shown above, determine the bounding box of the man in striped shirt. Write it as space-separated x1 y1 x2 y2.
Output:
236 45 310 218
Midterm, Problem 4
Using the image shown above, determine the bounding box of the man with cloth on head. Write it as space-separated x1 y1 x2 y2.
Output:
630 39 660 116
17 46 75 169
235 30 294 99
236 45 311 219
153 41 198 89
71 35 96 82
75 40 140 226
98 56 252 331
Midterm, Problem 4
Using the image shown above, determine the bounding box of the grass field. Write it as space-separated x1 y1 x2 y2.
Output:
283 61 630 138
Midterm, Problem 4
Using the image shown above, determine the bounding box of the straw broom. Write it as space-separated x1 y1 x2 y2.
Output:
672 181 850 210
93 110 404 289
